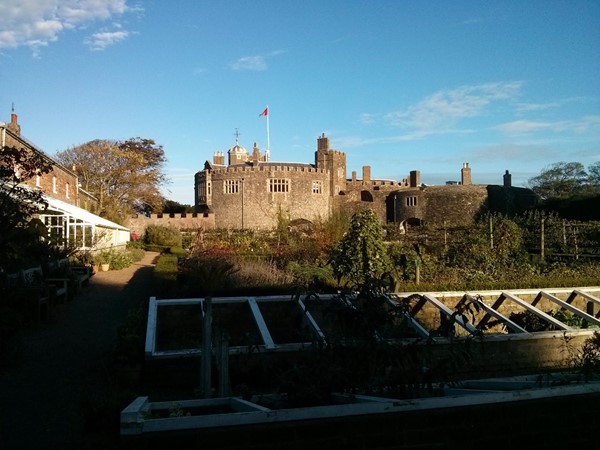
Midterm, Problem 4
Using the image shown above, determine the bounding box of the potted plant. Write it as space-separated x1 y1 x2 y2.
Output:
96 250 112 272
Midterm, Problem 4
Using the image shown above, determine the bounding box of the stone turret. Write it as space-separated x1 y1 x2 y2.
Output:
315 133 347 195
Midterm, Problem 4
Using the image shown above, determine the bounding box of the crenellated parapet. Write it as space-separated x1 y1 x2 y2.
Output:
128 212 216 235
211 164 327 175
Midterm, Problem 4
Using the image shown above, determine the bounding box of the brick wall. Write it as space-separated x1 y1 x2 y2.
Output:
3 124 79 206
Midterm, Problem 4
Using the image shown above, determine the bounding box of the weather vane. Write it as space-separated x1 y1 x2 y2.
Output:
233 128 241 145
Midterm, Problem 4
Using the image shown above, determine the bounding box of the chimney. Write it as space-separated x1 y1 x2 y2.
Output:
461 163 472 186
409 170 420 188
503 170 512 187
7 111 21 135
362 166 371 182
352 171 357 182
213 152 225 165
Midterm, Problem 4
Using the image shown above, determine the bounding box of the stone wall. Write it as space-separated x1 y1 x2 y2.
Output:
128 212 215 236
209 165 332 229
391 185 489 225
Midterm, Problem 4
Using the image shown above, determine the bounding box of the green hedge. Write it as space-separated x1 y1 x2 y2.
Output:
153 253 179 296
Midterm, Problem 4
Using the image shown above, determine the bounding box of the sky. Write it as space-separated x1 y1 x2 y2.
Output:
1 0 599 205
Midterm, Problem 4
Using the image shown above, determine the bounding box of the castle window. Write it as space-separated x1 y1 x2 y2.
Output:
406 196 418 207
224 179 240 194
312 181 322 194
207 181 212 196
269 178 289 193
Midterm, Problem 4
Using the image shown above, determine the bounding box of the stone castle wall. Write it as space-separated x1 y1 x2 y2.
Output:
416 185 489 224
209 164 332 229
128 212 215 236
194 134 537 230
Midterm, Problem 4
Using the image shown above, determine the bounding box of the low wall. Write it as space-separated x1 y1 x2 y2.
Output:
128 213 215 236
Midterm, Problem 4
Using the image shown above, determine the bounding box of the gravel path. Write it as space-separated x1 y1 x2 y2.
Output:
0 251 159 450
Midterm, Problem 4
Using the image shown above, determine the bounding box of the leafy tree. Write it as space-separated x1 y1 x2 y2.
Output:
163 199 194 213
55 138 167 223
528 161 588 199
0 145 52 266
329 209 392 286
588 161 600 191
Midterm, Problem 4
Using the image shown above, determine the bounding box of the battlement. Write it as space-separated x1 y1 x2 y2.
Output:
128 212 216 235
148 212 211 219
212 164 326 175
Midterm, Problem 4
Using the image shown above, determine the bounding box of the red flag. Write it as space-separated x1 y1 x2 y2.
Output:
259 107 268 117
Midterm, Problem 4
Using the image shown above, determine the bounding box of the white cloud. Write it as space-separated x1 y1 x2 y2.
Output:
0 0 136 54
230 55 267 71
496 115 600 135
358 113 376 125
385 81 523 135
515 102 560 113
85 30 129 50
230 50 286 71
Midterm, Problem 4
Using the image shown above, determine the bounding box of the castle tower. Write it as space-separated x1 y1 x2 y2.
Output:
315 133 346 195
461 163 472 186
228 144 248 165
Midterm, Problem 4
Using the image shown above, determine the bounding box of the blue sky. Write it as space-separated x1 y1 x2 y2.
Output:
1 0 598 205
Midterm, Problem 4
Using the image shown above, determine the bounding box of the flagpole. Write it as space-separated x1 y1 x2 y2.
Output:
266 104 270 161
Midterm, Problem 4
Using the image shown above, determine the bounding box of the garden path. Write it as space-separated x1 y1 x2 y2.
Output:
0 251 159 450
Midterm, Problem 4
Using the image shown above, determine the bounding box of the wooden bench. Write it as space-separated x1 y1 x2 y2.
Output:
23 266 69 302
69 264 92 290
48 258 91 294
5 267 52 324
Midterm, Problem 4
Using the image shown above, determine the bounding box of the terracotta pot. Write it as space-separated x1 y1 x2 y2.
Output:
100 263 110 272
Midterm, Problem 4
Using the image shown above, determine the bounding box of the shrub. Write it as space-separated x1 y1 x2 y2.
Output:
169 247 186 256
128 248 145 262
153 253 178 296
144 224 182 247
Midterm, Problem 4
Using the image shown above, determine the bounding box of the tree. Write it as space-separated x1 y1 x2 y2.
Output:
329 209 392 286
588 161 600 191
163 199 194 214
55 138 167 223
0 145 52 266
528 162 588 199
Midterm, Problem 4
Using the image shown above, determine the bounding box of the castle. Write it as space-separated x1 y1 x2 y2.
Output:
194 134 537 230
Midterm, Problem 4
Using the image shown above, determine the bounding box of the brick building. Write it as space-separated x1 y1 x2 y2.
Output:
1 112 129 249
195 134 537 230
